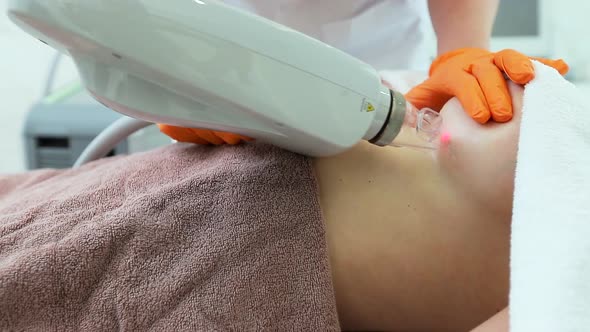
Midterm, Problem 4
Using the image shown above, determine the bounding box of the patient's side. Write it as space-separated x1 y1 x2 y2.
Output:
0 82 523 331
314 83 523 331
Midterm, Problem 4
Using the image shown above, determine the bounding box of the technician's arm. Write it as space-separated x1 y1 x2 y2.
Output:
428 0 500 55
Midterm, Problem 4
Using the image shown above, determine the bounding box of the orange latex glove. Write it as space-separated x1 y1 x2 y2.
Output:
405 48 569 124
158 124 252 145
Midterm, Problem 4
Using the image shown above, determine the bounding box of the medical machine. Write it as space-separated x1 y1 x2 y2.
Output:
22 53 173 169
23 83 128 169
491 0 551 57
7 0 442 163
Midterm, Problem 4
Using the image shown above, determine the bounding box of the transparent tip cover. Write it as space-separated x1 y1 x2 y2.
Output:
389 103 442 150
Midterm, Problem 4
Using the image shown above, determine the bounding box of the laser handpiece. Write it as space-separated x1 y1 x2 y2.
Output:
8 0 443 158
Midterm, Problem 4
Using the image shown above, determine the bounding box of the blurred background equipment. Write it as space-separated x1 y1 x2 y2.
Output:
23 55 128 169
22 54 169 170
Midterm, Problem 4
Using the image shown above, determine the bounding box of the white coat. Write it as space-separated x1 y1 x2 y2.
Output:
222 0 433 70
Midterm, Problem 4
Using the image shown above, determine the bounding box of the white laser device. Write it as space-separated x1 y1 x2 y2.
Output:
7 0 441 158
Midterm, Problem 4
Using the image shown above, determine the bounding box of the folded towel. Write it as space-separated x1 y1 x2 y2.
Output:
0 143 340 331
510 61 590 331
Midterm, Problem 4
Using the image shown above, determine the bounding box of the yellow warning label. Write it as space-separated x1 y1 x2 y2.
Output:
361 99 376 113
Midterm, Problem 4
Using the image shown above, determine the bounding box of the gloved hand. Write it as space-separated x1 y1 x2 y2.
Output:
157 124 252 145
405 48 569 124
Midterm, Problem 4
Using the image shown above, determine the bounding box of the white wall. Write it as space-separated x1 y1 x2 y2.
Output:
549 0 590 82
0 2 77 173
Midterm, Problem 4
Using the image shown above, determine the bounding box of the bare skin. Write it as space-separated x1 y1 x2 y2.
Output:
314 83 523 331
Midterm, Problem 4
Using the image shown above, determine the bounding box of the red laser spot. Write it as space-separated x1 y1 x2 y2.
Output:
440 132 451 144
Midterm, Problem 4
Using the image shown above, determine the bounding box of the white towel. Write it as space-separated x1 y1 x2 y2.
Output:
510 61 590 332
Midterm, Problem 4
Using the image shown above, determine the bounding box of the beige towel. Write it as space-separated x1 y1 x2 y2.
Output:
0 143 339 331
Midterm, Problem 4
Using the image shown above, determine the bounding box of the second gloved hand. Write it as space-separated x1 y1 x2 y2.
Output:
158 124 252 145
405 48 569 124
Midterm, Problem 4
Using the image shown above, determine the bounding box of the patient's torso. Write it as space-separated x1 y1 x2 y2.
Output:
313 141 511 331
